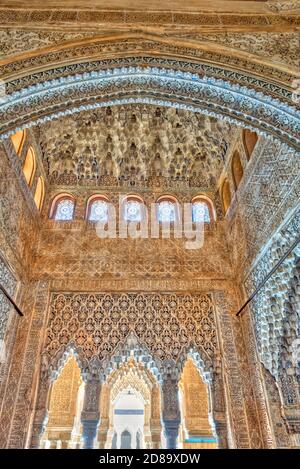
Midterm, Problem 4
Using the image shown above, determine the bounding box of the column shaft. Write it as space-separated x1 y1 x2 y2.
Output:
81 377 101 449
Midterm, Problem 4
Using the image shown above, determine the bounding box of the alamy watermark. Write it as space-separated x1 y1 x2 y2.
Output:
95 199 205 250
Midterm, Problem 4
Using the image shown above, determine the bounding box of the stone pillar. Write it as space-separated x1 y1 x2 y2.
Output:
98 383 110 448
161 375 181 449
105 427 114 449
98 419 109 448
211 371 228 449
81 376 101 449
150 384 162 448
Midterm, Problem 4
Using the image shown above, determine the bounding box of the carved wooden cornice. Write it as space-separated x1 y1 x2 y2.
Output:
0 2 299 32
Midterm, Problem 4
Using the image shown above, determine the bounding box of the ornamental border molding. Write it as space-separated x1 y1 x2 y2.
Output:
0 66 299 150
4 55 295 105
0 8 297 30
1 38 296 92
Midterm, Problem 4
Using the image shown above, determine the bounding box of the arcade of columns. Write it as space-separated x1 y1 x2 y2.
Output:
0 1 299 450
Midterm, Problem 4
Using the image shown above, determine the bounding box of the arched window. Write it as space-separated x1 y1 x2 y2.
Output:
231 150 244 190
50 194 75 221
11 129 26 155
243 129 258 160
86 196 109 222
23 146 36 186
123 196 144 222
192 196 215 223
34 176 45 211
157 196 179 223
221 179 231 214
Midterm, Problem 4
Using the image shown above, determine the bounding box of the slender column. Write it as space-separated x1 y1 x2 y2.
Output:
98 384 110 448
81 376 101 449
161 375 181 449
98 419 109 448
117 432 121 449
150 384 162 448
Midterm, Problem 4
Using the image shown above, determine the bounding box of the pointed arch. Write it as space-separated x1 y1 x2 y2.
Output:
1 63 299 150
34 176 45 211
179 357 217 449
102 331 161 382
120 429 132 449
23 146 36 186
41 353 84 449
47 342 90 383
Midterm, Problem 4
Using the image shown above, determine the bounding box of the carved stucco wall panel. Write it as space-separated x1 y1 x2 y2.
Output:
240 307 275 448
0 281 51 449
0 15 299 448
228 139 300 281
213 291 254 448
0 138 42 448
0 144 39 279
245 207 300 379
43 292 217 370
34 226 232 282
22 288 264 449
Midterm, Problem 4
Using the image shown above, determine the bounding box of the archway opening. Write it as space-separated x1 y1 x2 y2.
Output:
99 357 162 450
113 389 144 449
178 358 217 449
40 354 84 449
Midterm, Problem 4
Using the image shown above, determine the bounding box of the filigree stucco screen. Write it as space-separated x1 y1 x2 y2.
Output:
44 292 217 371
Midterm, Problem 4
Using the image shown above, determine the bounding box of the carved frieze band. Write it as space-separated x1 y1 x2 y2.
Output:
1 67 299 151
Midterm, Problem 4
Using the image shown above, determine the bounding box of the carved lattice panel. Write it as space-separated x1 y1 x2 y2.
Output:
45 292 217 367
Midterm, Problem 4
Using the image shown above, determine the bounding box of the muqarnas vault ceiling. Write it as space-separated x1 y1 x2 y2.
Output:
37 105 235 189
